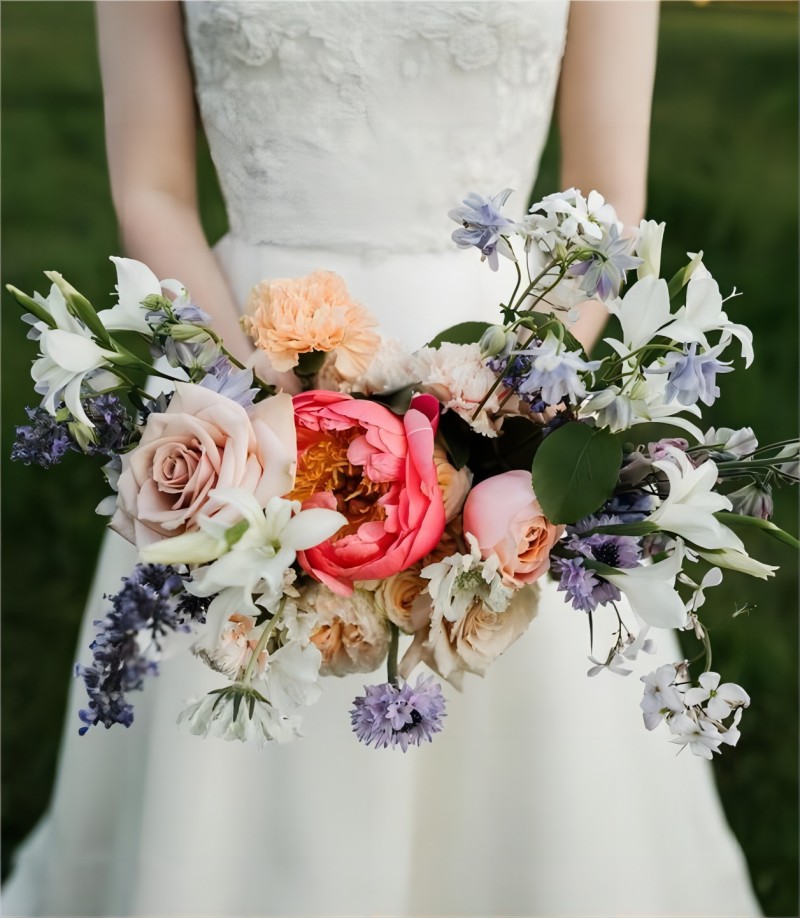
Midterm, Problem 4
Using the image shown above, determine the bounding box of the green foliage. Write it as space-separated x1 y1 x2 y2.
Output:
1 3 797 915
532 423 622 524
425 320 491 349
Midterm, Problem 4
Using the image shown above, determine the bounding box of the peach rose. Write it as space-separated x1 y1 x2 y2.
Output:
291 390 446 594
241 271 380 379
302 583 390 676
462 470 564 588
111 384 296 548
433 445 473 522
399 585 540 686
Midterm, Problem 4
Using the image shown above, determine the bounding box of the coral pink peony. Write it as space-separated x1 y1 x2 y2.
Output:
111 384 296 548
290 390 446 594
241 271 380 379
462 470 563 588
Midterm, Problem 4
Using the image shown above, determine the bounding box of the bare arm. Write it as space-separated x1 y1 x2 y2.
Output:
557 0 660 351
95 0 252 361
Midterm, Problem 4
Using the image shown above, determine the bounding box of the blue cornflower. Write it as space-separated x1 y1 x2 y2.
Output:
449 189 517 271
11 406 73 468
351 675 446 751
568 224 642 301
76 564 209 734
199 357 259 408
657 343 732 407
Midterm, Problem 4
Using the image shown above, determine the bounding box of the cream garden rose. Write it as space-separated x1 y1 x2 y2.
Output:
111 384 296 548
301 583 390 676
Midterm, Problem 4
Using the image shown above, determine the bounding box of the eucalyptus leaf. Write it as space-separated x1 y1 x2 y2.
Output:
532 422 622 524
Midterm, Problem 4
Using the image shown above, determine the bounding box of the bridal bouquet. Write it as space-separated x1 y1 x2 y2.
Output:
10 188 798 758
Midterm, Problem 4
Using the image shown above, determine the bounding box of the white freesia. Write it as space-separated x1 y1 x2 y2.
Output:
260 639 323 712
600 543 688 629
635 219 665 280
660 275 754 367
640 663 686 730
649 448 744 552
422 533 512 623
99 256 161 336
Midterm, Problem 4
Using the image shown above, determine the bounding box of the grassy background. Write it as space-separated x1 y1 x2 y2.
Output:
2 2 797 914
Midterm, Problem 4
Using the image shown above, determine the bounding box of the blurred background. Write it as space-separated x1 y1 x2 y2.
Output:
1 2 797 914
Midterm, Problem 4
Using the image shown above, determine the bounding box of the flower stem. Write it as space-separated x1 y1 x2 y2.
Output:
387 622 400 687
242 606 283 686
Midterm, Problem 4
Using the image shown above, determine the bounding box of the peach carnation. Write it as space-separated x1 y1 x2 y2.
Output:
241 270 380 379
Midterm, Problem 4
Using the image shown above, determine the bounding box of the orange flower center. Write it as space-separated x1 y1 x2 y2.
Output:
290 429 390 539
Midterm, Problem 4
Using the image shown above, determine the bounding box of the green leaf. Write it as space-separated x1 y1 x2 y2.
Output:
714 511 800 550
294 349 327 378
426 321 491 349
532 422 622 524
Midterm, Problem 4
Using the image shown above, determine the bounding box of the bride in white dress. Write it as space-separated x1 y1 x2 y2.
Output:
3 2 761 916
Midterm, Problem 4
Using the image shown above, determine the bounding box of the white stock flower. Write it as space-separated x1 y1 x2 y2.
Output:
600 543 688 629
99 256 162 336
640 663 687 730
660 275 754 367
668 713 724 760
649 447 744 552
422 533 512 623
635 219 665 280
683 671 750 721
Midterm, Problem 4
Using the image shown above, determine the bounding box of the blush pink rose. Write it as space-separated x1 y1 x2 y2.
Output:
462 470 564 588
291 390 446 595
111 383 296 548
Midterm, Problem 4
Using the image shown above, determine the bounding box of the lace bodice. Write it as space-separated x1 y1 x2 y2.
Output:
183 1 569 254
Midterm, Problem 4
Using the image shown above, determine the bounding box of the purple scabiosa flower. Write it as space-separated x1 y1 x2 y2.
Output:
568 224 642 301
76 564 210 734
11 406 73 468
449 189 517 271
515 332 601 407
554 556 609 612
658 343 733 407
199 356 259 409
351 675 446 751
568 514 642 569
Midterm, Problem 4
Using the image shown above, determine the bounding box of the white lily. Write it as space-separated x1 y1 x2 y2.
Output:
99 256 162 336
649 448 744 552
600 542 688 629
635 219 665 280
605 276 673 354
660 275 754 367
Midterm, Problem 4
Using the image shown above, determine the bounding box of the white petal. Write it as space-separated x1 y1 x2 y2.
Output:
42 329 107 373
281 508 347 551
100 256 161 335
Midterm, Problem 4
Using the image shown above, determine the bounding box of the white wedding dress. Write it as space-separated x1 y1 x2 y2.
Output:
3 3 762 916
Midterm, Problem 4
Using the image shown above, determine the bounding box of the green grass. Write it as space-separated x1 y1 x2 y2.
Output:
2 3 797 915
